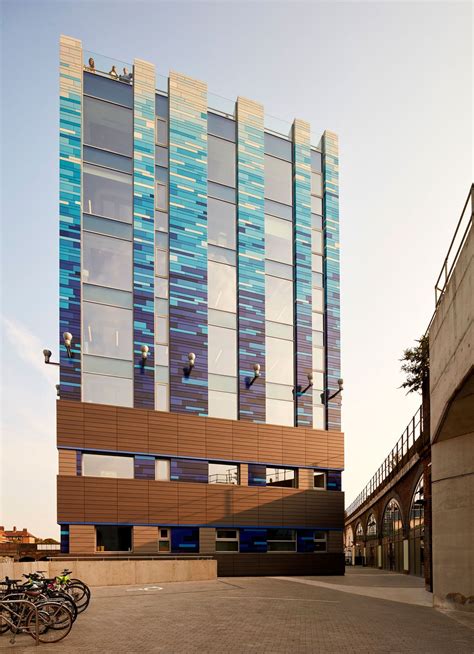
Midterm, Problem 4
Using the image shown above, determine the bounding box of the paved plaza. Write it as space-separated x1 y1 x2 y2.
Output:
1 568 473 653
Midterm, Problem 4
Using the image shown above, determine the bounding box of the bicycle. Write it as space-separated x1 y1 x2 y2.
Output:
0 595 73 644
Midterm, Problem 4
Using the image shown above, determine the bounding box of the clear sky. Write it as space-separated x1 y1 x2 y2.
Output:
1 1 472 539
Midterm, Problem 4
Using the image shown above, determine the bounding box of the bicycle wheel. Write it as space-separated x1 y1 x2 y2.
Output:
0 604 12 634
67 582 90 613
48 592 78 622
28 602 72 643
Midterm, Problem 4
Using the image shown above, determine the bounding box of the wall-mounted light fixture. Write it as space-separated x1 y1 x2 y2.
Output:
293 372 313 397
140 345 149 372
183 352 196 378
43 349 60 366
321 378 344 404
63 332 74 359
245 363 261 389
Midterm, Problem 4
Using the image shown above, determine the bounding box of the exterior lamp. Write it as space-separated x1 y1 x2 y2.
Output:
184 352 196 378
140 345 149 372
63 332 74 359
245 363 261 389
293 372 313 397
321 378 344 404
43 349 59 367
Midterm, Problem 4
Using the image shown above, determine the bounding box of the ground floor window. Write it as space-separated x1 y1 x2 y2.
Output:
314 531 327 552
158 528 170 552
216 529 239 552
96 525 132 552
267 529 296 552
171 527 199 553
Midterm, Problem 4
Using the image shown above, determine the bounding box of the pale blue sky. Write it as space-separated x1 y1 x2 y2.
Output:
1 1 472 538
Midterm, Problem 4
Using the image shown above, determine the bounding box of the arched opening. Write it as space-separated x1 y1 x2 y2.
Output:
354 522 365 565
344 527 353 565
366 513 378 568
409 474 425 577
382 499 404 572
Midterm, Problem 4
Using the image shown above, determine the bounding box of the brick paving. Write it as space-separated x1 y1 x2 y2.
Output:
1 569 473 653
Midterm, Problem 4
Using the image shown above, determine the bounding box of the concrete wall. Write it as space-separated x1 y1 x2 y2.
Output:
0 559 217 587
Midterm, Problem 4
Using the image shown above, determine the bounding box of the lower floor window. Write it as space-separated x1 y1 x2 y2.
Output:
158 527 170 552
267 528 296 552
314 531 328 552
216 529 239 552
96 525 132 552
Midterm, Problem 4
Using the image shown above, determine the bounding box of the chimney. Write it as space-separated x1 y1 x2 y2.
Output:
13 526 16 532
23 528 27 534
0 526 4 531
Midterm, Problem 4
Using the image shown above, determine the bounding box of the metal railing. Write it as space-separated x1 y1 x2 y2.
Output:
345 405 424 518
434 184 473 306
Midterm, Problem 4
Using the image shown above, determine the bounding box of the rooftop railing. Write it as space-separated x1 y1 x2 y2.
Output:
345 405 425 518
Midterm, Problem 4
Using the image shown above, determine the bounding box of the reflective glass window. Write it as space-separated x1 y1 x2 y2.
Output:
96 525 132 552
208 181 236 203
155 384 169 412
208 113 236 141
312 312 324 332
311 150 322 173
266 276 293 325
265 260 293 280
265 199 293 221
313 288 324 312
312 272 323 288
155 317 168 344
208 326 237 376
83 355 132 378
83 146 132 174
267 528 296 551
155 345 169 366
208 374 237 393
208 136 236 187
156 232 168 250
313 404 325 429
155 278 169 299
208 245 236 265
155 212 168 232
313 330 324 347
155 182 168 211
155 250 169 278
155 146 168 167
83 163 132 223
83 233 132 291
311 196 323 215
266 383 293 401
84 72 133 108
216 529 239 552
266 321 293 340
155 94 169 118
82 373 133 407
312 230 323 254
156 117 168 146
208 198 236 249
208 261 236 313
83 214 132 240
83 453 133 479
266 337 293 385
266 398 294 426
313 471 326 489
312 254 323 273
312 371 324 392
208 462 239 485
156 459 170 480
265 214 293 264
156 166 167 183
83 302 133 359
311 172 322 196
312 213 323 230
208 390 237 420
83 284 132 310
84 97 132 156
264 155 292 205
313 346 324 371
208 309 236 329
266 470 296 488
155 366 168 383
264 133 292 161
314 530 327 552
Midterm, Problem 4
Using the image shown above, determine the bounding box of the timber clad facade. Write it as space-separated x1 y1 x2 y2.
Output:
57 35 344 575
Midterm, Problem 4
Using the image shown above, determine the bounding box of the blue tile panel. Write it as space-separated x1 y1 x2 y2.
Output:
170 458 208 483
236 98 266 422
133 60 156 408
327 470 342 491
171 527 199 552
239 528 268 553
322 131 341 431
76 451 82 476
293 120 313 426
168 72 208 415
60 525 70 554
297 529 317 552
59 36 82 400
248 463 266 486
134 455 155 480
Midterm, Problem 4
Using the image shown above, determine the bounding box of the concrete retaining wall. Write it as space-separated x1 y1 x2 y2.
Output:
0 559 217 587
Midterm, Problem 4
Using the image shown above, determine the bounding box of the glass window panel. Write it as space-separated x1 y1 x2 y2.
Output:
265 214 292 264
155 182 168 211
83 146 132 174
264 133 292 161
156 117 168 145
312 371 324 392
209 462 239 485
155 146 168 167
84 72 133 108
96 525 132 552
311 172 322 197
208 113 236 141
265 199 293 221
156 459 170 480
82 373 133 407
313 330 324 347
83 164 132 223
312 254 323 273
208 198 236 249
216 540 239 552
156 345 169 366
155 278 169 299
155 211 168 232
156 232 168 250
312 312 324 332
83 302 133 359
83 232 132 291
311 150 322 173
83 355 133 378
155 166 168 183
266 276 293 324
312 230 323 254
156 298 169 317
83 284 133 309
208 326 237 376
83 453 133 479
208 309 236 329
208 181 236 203
264 154 292 205
266 469 296 488
155 250 169 278
208 261 236 313
266 383 293 401
265 321 293 340
266 398 294 427
266 337 293 385
208 245 236 265
155 384 169 411
84 96 132 156
155 94 169 119
208 390 237 420
155 365 169 383
156 317 168 344
313 471 326 489
311 196 323 215
83 214 132 240
313 404 325 429
265 260 293 280
312 272 323 288
312 213 323 230
208 374 237 393
313 346 324 371
312 288 324 312
208 135 235 187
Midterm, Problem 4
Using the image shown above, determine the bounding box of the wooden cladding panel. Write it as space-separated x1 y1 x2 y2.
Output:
282 489 307 527
57 476 84 522
240 463 249 486
298 468 313 490
178 483 207 523
57 401 343 469
84 477 118 523
58 450 77 476
149 481 179 523
232 486 260 526
69 525 95 553
305 491 344 528
258 487 283 525
118 479 149 523
328 529 343 553
199 528 216 554
133 526 158 553
206 485 234 526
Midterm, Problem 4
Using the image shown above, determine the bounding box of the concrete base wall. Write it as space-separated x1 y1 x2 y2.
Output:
0 559 217 587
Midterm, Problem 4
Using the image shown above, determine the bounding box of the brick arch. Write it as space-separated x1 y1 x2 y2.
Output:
407 466 425 514
379 492 405 537
355 519 365 539
366 510 378 537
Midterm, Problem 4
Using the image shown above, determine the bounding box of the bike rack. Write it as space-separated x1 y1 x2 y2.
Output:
0 598 39 646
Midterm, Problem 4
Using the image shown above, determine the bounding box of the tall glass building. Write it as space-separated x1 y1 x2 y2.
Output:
57 35 344 574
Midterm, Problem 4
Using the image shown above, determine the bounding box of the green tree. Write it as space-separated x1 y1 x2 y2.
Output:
400 334 429 394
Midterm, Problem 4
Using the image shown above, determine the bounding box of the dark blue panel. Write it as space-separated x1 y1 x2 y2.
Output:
76 452 82 476
84 72 133 108
239 528 267 553
83 146 132 174
171 527 199 553
60 525 70 554
134 455 155 480
327 470 341 491
297 529 315 553
170 459 208 483
248 464 266 486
